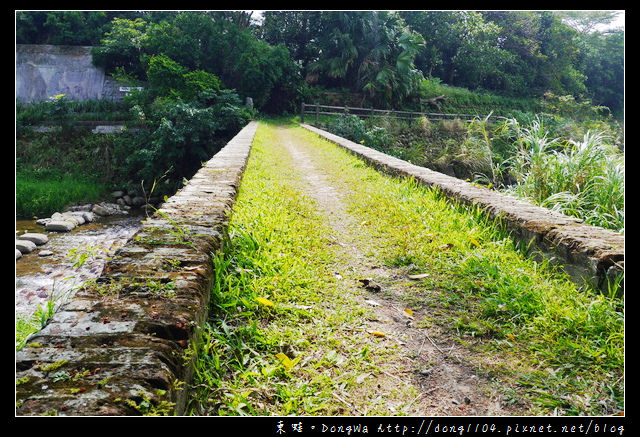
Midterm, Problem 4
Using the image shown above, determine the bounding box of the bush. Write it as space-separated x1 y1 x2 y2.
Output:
329 114 367 143
113 91 251 195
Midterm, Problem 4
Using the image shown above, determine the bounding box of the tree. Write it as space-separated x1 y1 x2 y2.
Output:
555 10 622 34
91 17 150 80
305 11 424 107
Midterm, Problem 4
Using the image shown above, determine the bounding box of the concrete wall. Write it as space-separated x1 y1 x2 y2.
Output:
301 124 624 294
16 44 126 102
16 122 258 416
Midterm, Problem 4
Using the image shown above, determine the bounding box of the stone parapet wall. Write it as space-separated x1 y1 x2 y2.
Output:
15 121 258 416
301 124 624 293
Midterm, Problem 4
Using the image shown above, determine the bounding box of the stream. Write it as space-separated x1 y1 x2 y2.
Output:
15 212 145 320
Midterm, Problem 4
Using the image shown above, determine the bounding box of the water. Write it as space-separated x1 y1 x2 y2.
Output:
15 212 144 319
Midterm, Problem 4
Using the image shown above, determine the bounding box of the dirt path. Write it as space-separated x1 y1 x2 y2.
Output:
274 125 526 416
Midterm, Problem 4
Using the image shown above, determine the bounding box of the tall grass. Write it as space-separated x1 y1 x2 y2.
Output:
324 111 624 233
498 118 624 232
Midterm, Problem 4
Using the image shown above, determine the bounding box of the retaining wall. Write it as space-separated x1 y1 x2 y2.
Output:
301 124 624 293
15 121 258 416
16 44 127 102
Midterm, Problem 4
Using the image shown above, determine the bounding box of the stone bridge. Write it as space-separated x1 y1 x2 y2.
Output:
15 121 624 416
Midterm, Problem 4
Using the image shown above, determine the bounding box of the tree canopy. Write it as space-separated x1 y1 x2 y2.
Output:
16 10 624 115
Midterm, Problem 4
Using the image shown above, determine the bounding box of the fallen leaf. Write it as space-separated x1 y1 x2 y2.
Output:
469 238 481 248
438 243 455 250
364 299 381 307
255 297 275 307
408 273 430 280
275 353 293 370
368 330 387 338
404 308 414 317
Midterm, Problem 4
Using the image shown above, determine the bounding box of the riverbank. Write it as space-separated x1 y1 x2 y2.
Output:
15 208 145 349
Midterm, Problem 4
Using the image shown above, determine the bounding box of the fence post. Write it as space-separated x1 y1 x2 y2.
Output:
315 102 319 125
301 102 305 123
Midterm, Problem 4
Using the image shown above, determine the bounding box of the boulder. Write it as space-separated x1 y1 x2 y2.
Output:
36 218 51 226
16 239 37 253
45 220 76 232
17 233 49 245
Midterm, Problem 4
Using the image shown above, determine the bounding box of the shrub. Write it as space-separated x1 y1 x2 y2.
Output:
113 91 251 195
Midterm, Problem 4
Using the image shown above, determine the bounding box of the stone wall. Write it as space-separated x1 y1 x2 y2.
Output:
16 44 128 102
301 124 624 294
15 122 258 416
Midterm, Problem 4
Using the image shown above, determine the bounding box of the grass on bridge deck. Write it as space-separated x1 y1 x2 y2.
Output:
186 120 623 416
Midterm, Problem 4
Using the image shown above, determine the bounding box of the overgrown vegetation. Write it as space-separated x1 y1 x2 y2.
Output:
15 11 624 416
323 108 624 233
187 122 623 416
17 11 624 116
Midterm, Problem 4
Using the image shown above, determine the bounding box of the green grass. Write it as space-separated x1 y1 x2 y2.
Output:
188 121 623 416
188 121 404 415
16 169 111 218
294 125 624 415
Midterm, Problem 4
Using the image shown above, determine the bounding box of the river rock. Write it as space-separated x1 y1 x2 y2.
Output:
51 212 83 225
17 233 49 245
16 239 37 253
131 196 146 207
79 211 96 222
38 250 54 257
67 204 93 212
46 220 76 232
16 249 22 259
92 202 128 216
66 212 86 225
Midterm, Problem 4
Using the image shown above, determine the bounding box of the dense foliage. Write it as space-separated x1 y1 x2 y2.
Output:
16 10 624 116
15 10 624 221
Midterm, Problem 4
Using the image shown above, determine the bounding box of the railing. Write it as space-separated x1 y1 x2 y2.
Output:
300 102 499 124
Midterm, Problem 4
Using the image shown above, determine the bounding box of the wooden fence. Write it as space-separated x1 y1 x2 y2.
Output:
300 102 500 124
